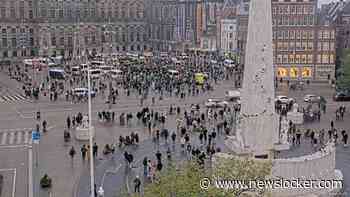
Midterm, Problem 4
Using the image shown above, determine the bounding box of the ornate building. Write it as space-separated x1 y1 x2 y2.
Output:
0 0 148 60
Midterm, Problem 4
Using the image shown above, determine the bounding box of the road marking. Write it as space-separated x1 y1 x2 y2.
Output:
24 131 29 144
101 164 122 187
12 168 16 197
0 145 32 149
16 131 22 144
28 148 33 197
9 132 15 144
1 132 7 145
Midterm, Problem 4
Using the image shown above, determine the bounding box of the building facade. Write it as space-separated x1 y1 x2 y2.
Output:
220 19 238 54
272 0 335 81
0 0 148 61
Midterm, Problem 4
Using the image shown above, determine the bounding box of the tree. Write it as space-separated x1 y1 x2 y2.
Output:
130 155 272 197
337 49 350 89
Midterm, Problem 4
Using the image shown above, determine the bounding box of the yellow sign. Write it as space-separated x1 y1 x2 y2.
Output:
277 67 288 77
195 73 205 85
290 67 299 78
302 67 312 78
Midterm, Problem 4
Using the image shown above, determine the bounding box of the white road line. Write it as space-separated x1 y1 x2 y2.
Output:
12 168 16 197
1 132 7 145
28 148 33 197
9 132 15 144
24 131 29 144
16 131 22 144
0 145 32 149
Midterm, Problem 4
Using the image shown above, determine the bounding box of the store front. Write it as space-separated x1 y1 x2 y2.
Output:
276 65 313 80
314 65 335 81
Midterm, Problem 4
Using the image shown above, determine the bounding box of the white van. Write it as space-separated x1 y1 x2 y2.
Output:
89 69 102 79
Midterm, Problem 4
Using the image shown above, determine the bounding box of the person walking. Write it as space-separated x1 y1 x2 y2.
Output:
69 146 76 161
134 176 141 193
81 145 87 161
93 143 98 158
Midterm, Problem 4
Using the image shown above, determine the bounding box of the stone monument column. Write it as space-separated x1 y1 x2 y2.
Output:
238 0 279 157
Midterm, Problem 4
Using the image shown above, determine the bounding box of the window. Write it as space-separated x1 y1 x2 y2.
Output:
309 16 314 26
68 37 73 46
2 38 7 47
283 55 288 63
330 42 335 51
296 30 300 39
323 42 329 51
91 8 95 18
302 42 307 51
324 30 329 39
283 42 289 51
302 31 308 39
290 42 295 51
296 42 301 51
308 30 314 39
29 37 34 46
0 7 6 18
304 6 308 14
60 37 64 46
229 33 233 39
301 54 307 63
115 6 119 18
29 10 33 19
330 54 334 63
273 6 276 14
317 54 321 63
12 50 17 57
297 5 303 14
318 42 322 51
277 42 283 50
285 31 289 39
290 30 295 39
308 42 313 50
289 54 295 63
322 54 329 64
291 5 295 14
50 7 55 18
3 51 8 58
303 16 308 26
277 55 283 63
295 55 300 63
318 31 323 39
307 54 313 63
59 9 64 18
136 33 140 42
51 36 56 46
11 38 16 47
11 7 16 18
331 30 335 39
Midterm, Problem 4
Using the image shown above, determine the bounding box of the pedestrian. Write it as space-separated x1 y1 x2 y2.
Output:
134 176 141 193
81 145 87 161
93 143 98 158
143 157 148 177
69 146 76 160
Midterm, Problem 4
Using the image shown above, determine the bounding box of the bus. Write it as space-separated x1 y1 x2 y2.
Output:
49 69 65 80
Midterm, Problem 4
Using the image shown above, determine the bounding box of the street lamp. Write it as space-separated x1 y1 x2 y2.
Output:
87 60 95 197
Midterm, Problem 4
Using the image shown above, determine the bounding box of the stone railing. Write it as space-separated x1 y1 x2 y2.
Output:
271 143 337 196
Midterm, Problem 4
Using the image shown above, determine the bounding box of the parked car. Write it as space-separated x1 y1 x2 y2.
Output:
275 95 294 104
333 92 350 101
303 94 321 103
205 99 229 108
72 88 96 98
225 90 240 102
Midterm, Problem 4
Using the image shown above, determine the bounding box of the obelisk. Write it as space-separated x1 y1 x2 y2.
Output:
239 0 278 157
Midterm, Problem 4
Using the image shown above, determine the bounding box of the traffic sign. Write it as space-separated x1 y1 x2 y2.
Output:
32 131 40 144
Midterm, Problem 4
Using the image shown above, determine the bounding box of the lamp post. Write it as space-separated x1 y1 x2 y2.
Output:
87 60 95 197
